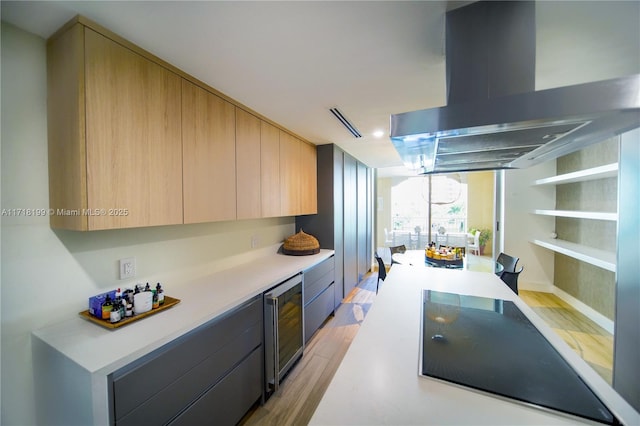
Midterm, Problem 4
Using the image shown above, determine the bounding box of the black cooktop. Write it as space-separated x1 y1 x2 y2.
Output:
420 290 618 424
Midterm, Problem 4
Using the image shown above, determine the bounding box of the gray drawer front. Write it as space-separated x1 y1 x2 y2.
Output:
304 269 334 305
112 296 262 422
304 256 335 305
116 324 261 426
169 347 262 426
304 283 335 343
304 256 334 285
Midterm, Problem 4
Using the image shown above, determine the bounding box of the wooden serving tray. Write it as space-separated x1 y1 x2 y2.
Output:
79 296 180 329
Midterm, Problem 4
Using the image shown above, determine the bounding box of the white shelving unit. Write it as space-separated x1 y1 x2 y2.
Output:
530 162 618 272
531 238 616 272
532 163 618 186
532 209 617 221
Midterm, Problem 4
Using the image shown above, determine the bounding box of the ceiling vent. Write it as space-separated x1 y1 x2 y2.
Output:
330 107 362 138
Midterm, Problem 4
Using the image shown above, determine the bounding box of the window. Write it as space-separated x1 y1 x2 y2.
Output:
390 175 467 248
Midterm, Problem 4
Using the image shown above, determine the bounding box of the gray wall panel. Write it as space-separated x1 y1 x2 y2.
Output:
343 153 358 296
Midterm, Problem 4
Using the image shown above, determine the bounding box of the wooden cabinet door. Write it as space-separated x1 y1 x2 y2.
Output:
182 80 236 224
236 109 261 220
279 131 302 216
261 121 281 218
47 23 86 230
49 20 317 230
300 142 318 215
84 29 183 229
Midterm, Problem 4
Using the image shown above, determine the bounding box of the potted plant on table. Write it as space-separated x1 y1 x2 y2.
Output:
469 227 492 255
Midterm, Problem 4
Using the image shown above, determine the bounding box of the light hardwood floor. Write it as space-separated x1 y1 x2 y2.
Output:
240 272 379 426
519 290 614 384
240 272 613 425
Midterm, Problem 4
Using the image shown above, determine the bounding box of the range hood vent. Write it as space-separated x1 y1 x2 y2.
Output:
390 1 640 174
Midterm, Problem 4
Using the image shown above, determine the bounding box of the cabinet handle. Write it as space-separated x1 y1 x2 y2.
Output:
270 295 280 392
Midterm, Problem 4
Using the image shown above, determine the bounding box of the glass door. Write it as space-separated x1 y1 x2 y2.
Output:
389 174 468 250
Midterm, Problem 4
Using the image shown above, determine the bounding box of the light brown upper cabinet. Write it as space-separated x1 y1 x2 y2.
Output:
279 132 318 216
47 24 183 230
47 16 317 230
279 131 302 216
261 121 281 218
300 141 318 215
236 109 262 220
182 80 237 224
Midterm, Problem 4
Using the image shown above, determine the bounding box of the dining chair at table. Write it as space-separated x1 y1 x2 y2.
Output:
374 252 387 294
496 252 519 276
500 266 523 295
384 228 394 245
467 231 481 255
389 244 407 265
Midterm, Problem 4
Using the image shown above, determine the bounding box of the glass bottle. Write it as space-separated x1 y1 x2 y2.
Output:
125 293 133 317
110 300 121 323
156 283 165 305
102 294 113 320
115 288 125 318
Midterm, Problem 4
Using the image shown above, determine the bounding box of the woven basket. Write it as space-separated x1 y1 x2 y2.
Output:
282 229 320 255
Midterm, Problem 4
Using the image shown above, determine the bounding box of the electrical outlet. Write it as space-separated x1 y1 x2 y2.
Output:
119 257 136 280
251 235 260 249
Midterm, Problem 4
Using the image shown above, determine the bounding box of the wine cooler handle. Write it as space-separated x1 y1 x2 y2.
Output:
271 295 280 392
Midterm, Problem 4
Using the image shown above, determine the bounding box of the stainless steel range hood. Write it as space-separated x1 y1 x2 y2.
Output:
390 1 640 174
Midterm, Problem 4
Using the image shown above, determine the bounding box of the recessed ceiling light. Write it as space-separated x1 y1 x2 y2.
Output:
373 130 384 138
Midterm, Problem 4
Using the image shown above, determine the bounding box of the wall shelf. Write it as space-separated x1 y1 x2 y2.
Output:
533 163 618 186
530 158 618 274
531 238 616 272
532 209 617 221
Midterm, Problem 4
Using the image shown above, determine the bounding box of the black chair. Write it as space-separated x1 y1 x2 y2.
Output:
500 266 523 294
496 252 519 274
389 244 407 265
374 253 387 294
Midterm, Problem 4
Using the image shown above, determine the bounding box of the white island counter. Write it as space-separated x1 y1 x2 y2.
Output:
310 264 640 425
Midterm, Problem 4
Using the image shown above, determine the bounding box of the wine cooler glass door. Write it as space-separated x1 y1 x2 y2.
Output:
265 274 303 393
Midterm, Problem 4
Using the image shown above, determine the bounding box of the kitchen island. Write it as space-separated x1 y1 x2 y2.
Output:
31 246 334 425
310 264 640 425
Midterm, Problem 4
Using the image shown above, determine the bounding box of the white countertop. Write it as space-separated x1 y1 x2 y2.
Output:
32 248 334 376
310 264 640 425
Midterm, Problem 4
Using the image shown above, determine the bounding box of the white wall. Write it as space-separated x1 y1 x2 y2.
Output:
1 22 294 425
504 163 556 291
536 1 640 90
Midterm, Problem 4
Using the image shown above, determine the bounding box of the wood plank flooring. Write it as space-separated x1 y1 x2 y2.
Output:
519 290 613 384
240 272 379 426
240 272 613 425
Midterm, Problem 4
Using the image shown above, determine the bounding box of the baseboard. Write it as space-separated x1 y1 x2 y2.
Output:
519 280 555 293
552 287 615 335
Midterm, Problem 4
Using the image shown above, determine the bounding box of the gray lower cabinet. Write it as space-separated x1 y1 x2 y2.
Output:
296 144 371 309
304 256 335 343
169 348 262 426
110 295 263 426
